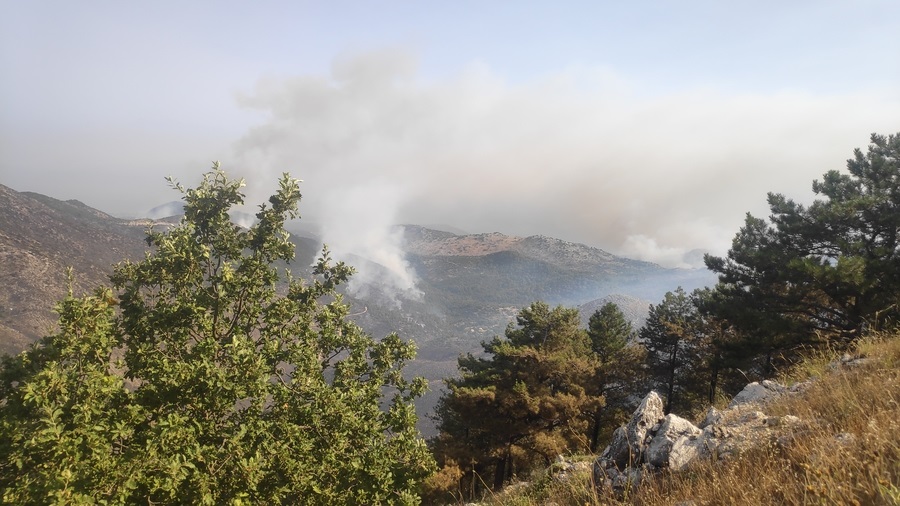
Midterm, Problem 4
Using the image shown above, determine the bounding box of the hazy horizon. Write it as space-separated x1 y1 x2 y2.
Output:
3 1 899 271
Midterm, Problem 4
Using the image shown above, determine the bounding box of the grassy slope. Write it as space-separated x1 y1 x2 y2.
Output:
477 334 900 506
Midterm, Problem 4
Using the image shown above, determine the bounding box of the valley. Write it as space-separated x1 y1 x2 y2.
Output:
0 183 716 434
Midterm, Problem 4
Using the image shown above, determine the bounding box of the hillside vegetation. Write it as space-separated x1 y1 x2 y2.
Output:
425 132 900 503
0 184 150 355
472 333 900 505
0 169 434 504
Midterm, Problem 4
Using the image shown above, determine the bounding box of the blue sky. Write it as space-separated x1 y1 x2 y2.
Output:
2 0 898 269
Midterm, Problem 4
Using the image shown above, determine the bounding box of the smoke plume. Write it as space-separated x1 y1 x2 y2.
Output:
230 49 899 291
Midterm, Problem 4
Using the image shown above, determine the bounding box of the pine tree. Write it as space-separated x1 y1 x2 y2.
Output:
430 302 600 497
706 132 900 349
585 302 644 451
640 288 705 415
587 302 632 362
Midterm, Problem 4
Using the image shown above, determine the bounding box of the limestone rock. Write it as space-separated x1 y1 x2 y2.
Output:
594 391 664 494
602 391 664 469
728 380 786 408
644 414 702 468
668 433 706 471
700 406 722 428
594 378 808 497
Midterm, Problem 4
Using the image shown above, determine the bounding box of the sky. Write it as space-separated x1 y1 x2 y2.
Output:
2 1 899 277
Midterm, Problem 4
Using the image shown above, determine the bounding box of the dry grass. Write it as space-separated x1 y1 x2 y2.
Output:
481 334 900 506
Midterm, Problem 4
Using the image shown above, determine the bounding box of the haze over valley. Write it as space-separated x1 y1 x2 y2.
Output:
0 183 717 433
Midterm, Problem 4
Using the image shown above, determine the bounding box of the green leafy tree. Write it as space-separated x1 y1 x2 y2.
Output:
706 133 900 353
0 282 142 505
430 302 599 497
0 166 434 505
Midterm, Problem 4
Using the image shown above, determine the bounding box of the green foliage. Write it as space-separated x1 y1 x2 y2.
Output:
584 303 644 451
0 165 434 505
0 286 142 505
430 302 600 498
587 302 632 362
706 132 900 351
689 288 757 405
640 287 709 414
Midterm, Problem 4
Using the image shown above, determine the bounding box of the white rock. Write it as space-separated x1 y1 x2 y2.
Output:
644 414 702 467
738 410 766 424
728 380 785 408
700 406 722 428
601 391 665 469
669 435 707 471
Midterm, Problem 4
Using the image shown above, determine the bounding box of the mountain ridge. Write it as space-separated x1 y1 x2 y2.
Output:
0 185 717 434
0 183 716 359
0 184 150 354
399 224 650 272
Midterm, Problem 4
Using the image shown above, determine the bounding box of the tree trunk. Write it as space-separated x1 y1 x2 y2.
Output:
708 356 720 405
590 407 603 452
665 345 678 414
492 456 505 490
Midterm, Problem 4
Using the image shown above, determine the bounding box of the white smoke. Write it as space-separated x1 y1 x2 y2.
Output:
231 49 900 275
228 210 257 230
316 183 422 306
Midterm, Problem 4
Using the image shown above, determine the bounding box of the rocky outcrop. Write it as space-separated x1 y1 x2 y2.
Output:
593 381 804 495
645 414 702 469
550 455 593 482
600 391 665 470
727 379 785 408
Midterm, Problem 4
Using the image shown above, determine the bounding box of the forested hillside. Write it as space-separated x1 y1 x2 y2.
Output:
0 183 712 437
425 132 900 503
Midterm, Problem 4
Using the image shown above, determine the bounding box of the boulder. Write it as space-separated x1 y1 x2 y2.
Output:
668 433 706 471
594 379 807 497
700 406 722 428
594 391 664 494
644 414 702 468
728 380 786 408
601 391 664 469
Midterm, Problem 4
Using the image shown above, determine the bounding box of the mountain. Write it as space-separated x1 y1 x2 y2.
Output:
335 226 713 362
0 187 717 434
578 294 653 331
0 186 325 356
337 226 715 433
0 184 155 355
145 200 184 220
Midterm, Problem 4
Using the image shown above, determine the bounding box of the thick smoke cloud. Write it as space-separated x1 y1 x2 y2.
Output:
231 50 899 283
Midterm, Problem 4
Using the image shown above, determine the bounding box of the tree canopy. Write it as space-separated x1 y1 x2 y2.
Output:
706 132 900 349
639 287 704 414
430 302 599 496
585 303 644 451
587 302 632 362
0 166 434 505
